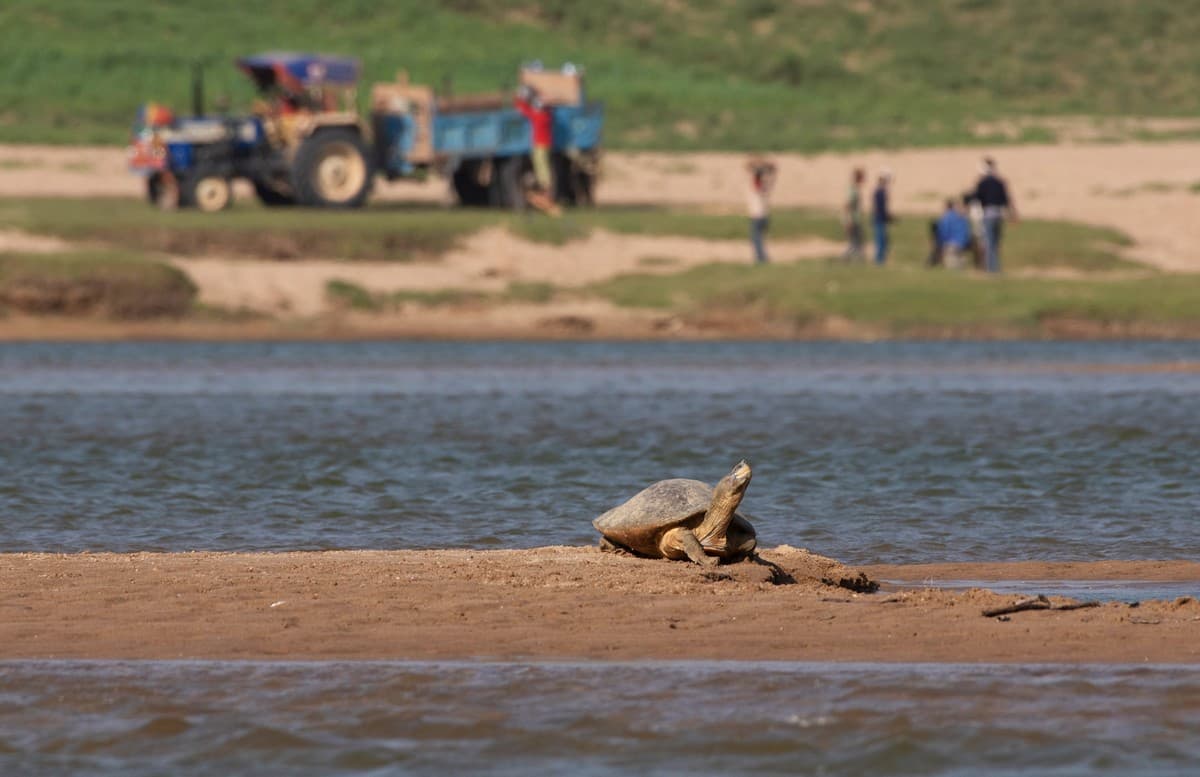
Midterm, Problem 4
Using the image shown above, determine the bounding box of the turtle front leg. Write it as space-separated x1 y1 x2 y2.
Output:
660 527 719 567
599 537 634 556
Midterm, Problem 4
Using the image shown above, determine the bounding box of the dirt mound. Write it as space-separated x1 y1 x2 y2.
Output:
0 254 196 318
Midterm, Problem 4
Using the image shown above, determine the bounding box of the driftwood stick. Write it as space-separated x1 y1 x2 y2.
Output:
983 596 1103 617
1053 601 1101 612
982 595 1051 617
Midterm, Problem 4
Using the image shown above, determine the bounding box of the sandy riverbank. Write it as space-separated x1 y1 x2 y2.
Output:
3 548 1197 663
6 140 1200 272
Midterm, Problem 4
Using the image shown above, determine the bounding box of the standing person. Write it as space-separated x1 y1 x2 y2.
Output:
973 157 1017 273
871 171 893 265
843 168 865 261
514 85 559 215
746 158 777 264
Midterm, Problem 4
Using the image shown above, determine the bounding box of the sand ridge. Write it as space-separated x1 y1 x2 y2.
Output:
3 547 1198 663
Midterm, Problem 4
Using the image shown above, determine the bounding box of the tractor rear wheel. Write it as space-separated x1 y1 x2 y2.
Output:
292 129 373 208
181 174 233 212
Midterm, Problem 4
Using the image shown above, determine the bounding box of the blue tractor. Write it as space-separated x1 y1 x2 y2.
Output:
128 53 604 211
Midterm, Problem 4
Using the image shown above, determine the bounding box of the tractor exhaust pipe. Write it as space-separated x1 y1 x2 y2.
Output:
191 61 205 117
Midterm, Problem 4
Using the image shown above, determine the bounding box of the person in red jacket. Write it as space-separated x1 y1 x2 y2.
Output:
514 85 554 199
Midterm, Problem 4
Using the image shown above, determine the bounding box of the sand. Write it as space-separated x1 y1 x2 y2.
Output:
3 547 1197 663
173 227 841 317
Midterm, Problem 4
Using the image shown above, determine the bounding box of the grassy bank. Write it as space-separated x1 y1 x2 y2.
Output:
0 198 1138 274
4 1 1200 150
592 263 1200 336
0 251 195 318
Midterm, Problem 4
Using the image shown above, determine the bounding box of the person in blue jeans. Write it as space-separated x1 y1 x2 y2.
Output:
972 157 1018 273
872 171 893 265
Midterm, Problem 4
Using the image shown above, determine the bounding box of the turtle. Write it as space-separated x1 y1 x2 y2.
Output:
592 460 758 567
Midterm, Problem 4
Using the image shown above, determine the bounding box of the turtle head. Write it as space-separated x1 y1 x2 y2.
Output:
695 459 753 550
726 459 752 492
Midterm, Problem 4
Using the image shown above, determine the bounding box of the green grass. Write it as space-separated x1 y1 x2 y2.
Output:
325 278 379 310
0 198 498 260
591 263 1200 334
326 278 549 310
6 1 1200 150
0 250 196 318
0 197 1139 273
880 216 1139 273
0 159 41 170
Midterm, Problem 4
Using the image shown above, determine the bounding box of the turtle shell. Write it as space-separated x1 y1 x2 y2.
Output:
594 478 744 557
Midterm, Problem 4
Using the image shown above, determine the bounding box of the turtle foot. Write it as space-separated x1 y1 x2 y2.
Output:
598 537 635 557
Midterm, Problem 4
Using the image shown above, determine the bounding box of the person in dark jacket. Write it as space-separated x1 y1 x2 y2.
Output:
872 171 893 265
973 157 1018 273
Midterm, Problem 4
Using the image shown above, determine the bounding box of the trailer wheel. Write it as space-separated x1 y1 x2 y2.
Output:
452 160 490 207
292 128 374 208
491 155 530 211
253 180 296 207
572 169 596 207
182 175 233 212
555 152 596 208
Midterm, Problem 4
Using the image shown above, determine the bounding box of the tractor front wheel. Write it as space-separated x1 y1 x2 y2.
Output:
181 175 233 212
292 129 373 208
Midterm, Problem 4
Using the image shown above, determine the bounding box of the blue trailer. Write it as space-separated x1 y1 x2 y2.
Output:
128 53 603 211
370 64 602 208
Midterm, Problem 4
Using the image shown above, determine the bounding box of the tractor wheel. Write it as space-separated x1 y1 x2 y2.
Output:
253 180 296 207
147 173 180 211
181 174 233 212
292 128 374 208
490 155 530 211
452 160 490 207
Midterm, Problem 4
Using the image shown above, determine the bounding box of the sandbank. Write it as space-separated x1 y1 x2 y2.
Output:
2 547 1197 663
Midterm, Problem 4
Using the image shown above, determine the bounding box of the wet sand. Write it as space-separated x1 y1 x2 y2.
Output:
3 547 1197 663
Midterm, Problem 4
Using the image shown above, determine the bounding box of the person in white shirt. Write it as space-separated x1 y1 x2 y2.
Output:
746 159 777 264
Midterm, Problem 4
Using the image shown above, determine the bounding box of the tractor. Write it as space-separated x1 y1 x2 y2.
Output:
128 53 603 212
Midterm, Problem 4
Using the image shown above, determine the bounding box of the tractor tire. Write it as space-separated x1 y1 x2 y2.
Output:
180 174 233 212
291 128 374 208
253 180 296 207
490 155 530 211
452 160 491 207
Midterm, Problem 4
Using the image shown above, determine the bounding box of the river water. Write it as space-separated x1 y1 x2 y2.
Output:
2 660 1198 776
2 340 1198 561
3 340 1199 774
